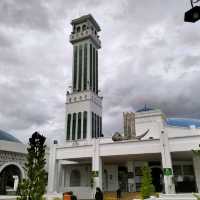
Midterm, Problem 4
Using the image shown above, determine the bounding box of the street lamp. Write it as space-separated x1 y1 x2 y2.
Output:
184 0 200 22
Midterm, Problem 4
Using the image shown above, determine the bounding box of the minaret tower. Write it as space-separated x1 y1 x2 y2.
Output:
65 14 102 141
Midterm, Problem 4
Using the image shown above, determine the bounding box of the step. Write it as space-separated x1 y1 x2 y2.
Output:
159 193 197 200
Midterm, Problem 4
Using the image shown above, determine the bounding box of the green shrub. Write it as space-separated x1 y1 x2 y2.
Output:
140 164 155 199
53 198 62 200
193 193 200 200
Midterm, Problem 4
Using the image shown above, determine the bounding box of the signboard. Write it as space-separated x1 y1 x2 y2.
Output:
92 171 99 177
164 168 173 176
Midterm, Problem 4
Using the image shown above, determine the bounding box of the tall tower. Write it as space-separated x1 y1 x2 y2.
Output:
65 14 102 141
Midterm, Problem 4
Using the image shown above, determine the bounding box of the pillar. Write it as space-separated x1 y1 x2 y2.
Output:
126 161 135 192
47 140 58 193
160 130 175 194
193 154 200 192
92 139 102 193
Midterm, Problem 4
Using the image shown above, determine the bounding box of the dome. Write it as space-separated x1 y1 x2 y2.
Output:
0 129 21 143
166 118 200 128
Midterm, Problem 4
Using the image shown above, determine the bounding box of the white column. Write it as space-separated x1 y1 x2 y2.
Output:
126 161 135 192
193 154 200 192
47 140 58 193
92 139 103 192
160 130 175 194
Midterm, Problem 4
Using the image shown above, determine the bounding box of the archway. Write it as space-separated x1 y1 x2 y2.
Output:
0 164 22 195
151 167 163 192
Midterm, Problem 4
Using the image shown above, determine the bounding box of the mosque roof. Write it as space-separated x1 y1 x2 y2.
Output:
0 129 21 143
166 118 200 128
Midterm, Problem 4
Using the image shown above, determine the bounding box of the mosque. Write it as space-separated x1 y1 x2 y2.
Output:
46 14 200 199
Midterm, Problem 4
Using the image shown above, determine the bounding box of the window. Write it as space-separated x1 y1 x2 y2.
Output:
77 26 81 33
83 111 87 139
90 44 92 90
72 113 76 140
82 24 86 31
93 47 96 92
66 114 71 140
183 165 194 175
92 112 95 138
83 43 87 90
100 117 102 136
97 115 100 138
96 50 98 94
73 46 78 91
70 170 81 186
173 165 182 175
78 45 82 91
94 113 97 138
77 112 82 139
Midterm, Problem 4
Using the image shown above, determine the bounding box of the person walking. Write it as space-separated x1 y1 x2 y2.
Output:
95 187 103 200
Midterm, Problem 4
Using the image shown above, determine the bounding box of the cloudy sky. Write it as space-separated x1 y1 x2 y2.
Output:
0 0 200 144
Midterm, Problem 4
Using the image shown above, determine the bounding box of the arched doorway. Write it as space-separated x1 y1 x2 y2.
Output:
0 164 22 195
151 167 163 192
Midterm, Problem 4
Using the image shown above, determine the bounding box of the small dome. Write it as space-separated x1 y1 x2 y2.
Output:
0 129 21 143
166 118 200 128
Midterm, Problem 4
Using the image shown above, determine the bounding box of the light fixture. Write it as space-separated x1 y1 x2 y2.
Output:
184 0 200 22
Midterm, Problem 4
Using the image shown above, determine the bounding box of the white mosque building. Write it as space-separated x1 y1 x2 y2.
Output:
47 14 200 199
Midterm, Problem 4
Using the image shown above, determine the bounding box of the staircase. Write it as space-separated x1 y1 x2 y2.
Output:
104 192 141 200
158 193 197 200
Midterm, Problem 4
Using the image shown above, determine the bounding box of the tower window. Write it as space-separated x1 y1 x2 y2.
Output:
94 113 97 138
66 114 71 140
77 26 81 33
83 111 87 139
96 50 98 94
77 112 82 139
73 46 78 91
83 43 87 90
92 112 95 138
97 115 100 138
72 113 76 140
82 24 86 31
93 47 96 93
78 45 82 91
90 44 92 90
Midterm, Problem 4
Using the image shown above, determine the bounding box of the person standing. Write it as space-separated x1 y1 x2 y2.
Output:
95 187 103 200
117 188 121 200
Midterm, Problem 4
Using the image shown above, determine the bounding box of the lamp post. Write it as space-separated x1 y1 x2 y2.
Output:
184 0 200 22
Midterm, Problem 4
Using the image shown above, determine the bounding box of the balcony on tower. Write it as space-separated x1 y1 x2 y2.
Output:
69 14 101 49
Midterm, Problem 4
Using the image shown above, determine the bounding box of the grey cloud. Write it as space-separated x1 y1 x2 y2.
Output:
0 0 51 31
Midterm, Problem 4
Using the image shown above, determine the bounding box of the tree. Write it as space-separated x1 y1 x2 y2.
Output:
17 132 47 200
140 164 155 199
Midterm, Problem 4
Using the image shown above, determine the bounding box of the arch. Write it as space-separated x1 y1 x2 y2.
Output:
76 26 81 33
82 24 86 31
70 169 81 186
0 162 24 195
0 162 25 178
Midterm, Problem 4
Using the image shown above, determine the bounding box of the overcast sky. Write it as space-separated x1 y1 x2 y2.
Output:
0 0 200 144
